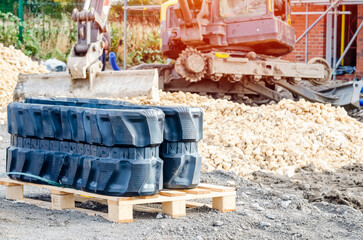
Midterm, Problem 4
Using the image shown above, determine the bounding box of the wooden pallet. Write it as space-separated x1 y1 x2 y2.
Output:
0 178 236 223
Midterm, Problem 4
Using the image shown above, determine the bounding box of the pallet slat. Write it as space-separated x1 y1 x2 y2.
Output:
198 183 235 192
181 188 211 195
0 178 122 201
0 178 236 223
160 190 187 197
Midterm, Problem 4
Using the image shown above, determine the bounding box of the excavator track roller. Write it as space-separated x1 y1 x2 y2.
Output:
308 58 332 86
175 48 207 82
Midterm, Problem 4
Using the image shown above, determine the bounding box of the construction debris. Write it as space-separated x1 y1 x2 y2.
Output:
0 44 47 123
122 91 363 177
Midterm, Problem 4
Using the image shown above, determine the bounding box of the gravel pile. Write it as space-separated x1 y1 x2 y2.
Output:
0 44 47 123
122 91 363 177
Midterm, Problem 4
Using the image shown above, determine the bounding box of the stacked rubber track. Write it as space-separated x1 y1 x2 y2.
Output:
25 97 203 189
6 98 203 196
7 102 164 196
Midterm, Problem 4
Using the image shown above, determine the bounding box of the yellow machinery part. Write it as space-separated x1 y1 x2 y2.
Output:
160 0 178 48
340 5 346 66
215 52 230 58
161 0 178 22
268 0 273 12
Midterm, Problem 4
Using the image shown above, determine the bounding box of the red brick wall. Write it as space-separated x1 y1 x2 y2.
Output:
284 5 327 62
285 4 363 80
356 5 363 79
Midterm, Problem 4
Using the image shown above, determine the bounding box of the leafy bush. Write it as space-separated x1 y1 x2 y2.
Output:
0 9 165 66
110 22 166 66
0 12 19 44
0 11 41 57
0 11 76 61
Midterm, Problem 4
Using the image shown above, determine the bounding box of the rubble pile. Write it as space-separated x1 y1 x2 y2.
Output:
0 44 47 123
123 91 363 177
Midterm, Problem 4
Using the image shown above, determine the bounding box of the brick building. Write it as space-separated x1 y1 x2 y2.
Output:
357 4 363 78
284 1 363 80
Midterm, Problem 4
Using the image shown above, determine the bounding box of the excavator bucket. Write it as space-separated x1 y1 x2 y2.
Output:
276 80 363 110
13 69 160 102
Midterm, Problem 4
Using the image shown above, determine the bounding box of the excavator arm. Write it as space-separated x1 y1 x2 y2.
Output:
173 0 209 45
14 0 160 102
67 0 111 80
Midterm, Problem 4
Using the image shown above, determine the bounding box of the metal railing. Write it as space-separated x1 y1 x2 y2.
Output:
292 0 363 79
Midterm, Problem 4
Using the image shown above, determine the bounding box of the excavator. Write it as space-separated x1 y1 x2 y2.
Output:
13 0 363 109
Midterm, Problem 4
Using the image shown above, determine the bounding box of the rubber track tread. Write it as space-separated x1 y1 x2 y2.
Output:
8 102 164 147
22 98 203 189
25 97 203 142
7 136 163 196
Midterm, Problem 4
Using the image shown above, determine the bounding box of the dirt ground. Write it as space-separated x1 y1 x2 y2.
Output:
0 123 362 240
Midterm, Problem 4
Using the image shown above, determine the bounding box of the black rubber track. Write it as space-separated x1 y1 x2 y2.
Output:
7 136 163 196
23 98 203 189
25 97 203 142
8 102 164 147
160 141 201 189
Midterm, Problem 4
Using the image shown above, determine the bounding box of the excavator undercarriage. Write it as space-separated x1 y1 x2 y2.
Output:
134 52 363 109
157 0 363 109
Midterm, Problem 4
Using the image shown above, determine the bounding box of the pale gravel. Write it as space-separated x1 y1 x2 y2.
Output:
120 91 363 177
0 44 47 121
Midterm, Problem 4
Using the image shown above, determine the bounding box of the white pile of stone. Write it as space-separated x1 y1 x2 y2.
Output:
123 91 363 177
0 44 47 123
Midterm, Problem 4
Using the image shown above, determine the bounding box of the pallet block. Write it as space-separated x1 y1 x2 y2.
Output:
51 193 75 210
6 185 24 200
0 179 24 200
162 200 186 218
0 178 236 223
108 200 134 223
